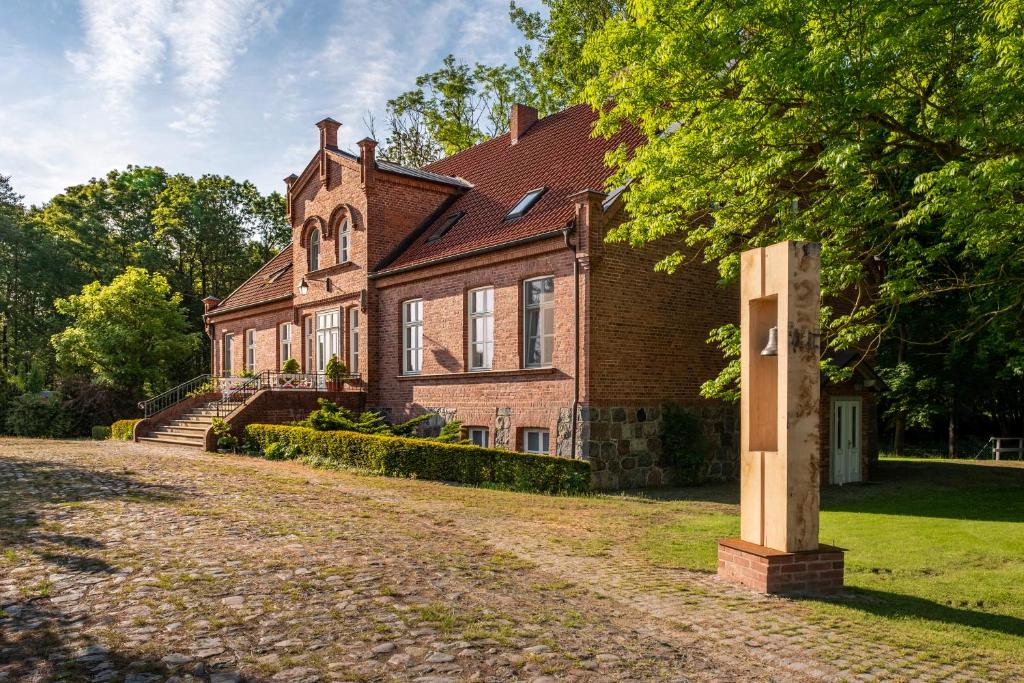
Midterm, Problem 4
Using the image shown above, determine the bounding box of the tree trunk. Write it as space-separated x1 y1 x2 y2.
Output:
948 397 957 459
893 415 905 456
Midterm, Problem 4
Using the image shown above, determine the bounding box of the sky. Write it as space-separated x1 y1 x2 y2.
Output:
0 0 541 207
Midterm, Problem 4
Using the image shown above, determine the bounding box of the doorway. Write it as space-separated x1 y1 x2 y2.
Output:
831 397 862 484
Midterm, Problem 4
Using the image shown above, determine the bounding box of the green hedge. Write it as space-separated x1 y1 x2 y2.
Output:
110 419 140 441
91 425 112 440
245 424 591 494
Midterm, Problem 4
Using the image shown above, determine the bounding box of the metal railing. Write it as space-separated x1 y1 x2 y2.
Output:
138 374 211 417
212 372 265 417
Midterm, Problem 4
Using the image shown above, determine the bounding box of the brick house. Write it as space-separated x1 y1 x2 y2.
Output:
199 104 877 488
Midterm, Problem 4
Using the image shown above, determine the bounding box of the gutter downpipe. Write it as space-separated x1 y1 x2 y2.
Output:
562 221 580 460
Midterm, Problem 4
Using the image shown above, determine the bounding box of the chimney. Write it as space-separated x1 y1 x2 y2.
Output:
357 138 377 187
510 103 538 145
316 117 341 148
202 296 221 314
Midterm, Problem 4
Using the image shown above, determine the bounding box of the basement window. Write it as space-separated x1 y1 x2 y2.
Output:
504 187 546 221
426 211 464 242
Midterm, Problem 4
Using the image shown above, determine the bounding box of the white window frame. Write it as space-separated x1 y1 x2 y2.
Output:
279 323 292 366
523 276 554 368
468 286 494 371
468 427 489 448
338 218 350 263
304 316 314 373
348 307 360 375
222 333 234 376
522 429 550 454
245 329 256 372
315 309 341 374
309 228 320 271
402 299 424 375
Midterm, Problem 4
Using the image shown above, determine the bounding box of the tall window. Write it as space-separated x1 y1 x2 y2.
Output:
245 329 256 372
338 219 350 263
522 429 550 454
315 310 340 373
402 299 423 375
222 334 234 376
523 276 554 367
304 316 313 372
468 286 494 370
348 307 360 375
309 229 320 271
279 323 292 366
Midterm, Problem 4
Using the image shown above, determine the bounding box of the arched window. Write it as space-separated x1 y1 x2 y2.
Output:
309 229 320 271
338 219 350 263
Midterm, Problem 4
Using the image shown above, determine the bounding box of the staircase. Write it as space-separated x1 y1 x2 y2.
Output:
138 401 218 449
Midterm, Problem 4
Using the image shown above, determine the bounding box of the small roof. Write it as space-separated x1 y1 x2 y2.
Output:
208 244 294 315
376 104 645 273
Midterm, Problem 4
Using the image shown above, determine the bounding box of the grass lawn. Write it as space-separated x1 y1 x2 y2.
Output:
641 457 1024 667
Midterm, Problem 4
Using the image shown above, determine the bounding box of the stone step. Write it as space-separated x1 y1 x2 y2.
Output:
162 424 207 435
169 417 213 427
138 435 205 448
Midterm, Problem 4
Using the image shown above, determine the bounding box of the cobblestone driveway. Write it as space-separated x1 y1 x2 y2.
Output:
0 440 1016 682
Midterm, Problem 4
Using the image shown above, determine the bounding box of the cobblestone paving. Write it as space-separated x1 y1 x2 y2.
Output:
1 441 1017 682
1 440 776 683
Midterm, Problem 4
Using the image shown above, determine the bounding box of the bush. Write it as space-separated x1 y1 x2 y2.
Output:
263 442 301 461
6 392 71 438
281 358 300 374
110 418 140 440
296 398 433 436
661 403 709 485
92 425 111 440
245 424 591 494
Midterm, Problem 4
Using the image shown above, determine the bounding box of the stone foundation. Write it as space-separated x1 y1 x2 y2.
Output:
717 538 845 595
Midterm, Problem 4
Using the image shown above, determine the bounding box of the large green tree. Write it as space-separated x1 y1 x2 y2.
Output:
582 0 1024 444
52 267 198 398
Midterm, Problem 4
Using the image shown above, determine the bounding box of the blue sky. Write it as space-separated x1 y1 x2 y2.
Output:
0 0 541 206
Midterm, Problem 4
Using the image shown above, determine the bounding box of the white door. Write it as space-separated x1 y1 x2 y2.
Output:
831 398 862 484
315 310 340 373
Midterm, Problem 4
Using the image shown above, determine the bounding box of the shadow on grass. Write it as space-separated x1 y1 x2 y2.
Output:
819 586 1024 639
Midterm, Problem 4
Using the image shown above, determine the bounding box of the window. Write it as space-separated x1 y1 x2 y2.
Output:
338 219 350 262
427 212 464 242
468 286 494 370
279 323 292 366
348 307 360 375
309 228 320 271
523 276 554 367
402 299 423 375
304 316 314 372
522 429 549 454
505 187 546 220
245 329 256 372
222 334 234 376
315 310 341 374
467 427 489 448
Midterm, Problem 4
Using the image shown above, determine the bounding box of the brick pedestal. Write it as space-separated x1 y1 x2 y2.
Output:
717 538 844 595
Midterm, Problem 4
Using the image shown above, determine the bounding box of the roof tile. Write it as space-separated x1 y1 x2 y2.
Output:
211 244 293 314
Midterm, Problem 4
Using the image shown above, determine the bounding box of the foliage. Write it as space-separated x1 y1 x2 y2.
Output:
324 356 347 383
5 392 70 438
210 417 231 439
281 358 300 374
582 0 1024 418
435 420 468 444
245 423 592 494
57 375 138 437
110 419 140 440
661 404 709 485
91 425 111 440
263 441 301 461
187 380 218 398
294 398 430 437
52 267 198 399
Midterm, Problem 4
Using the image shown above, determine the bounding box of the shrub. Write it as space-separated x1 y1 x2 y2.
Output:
110 418 140 440
92 425 111 440
296 398 433 436
211 417 237 451
325 356 347 383
6 392 71 438
263 442 301 461
661 403 709 485
245 424 591 495
281 358 300 373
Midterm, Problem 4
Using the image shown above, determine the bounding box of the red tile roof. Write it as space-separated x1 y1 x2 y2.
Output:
209 244 293 315
377 104 645 272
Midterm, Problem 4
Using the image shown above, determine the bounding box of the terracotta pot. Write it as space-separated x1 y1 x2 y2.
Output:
326 380 342 392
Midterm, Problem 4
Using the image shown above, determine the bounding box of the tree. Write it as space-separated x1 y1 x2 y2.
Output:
582 0 1024 429
52 267 198 399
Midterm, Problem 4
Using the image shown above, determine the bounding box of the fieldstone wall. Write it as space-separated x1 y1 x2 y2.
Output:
580 403 739 490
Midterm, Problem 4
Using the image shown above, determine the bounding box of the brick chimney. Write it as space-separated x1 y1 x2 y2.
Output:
316 117 341 149
357 138 377 187
283 174 297 221
510 103 538 145
202 296 221 314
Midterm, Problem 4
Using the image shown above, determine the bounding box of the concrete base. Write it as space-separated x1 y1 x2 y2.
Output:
717 538 844 595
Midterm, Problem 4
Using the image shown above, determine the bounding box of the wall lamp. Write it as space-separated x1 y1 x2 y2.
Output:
298 276 332 295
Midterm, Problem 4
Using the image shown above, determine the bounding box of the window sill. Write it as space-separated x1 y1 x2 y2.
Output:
396 367 557 381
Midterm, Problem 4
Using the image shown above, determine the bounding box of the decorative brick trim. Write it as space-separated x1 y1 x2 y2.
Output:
717 538 845 595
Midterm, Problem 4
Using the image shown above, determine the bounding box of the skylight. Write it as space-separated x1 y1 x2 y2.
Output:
505 187 546 221
427 212 465 242
266 264 291 283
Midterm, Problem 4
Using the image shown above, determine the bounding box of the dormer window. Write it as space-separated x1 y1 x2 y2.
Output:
427 212 465 242
309 229 320 271
505 187 546 221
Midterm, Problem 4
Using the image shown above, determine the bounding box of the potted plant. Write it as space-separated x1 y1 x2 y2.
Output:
324 355 347 392
281 357 300 374
211 417 237 453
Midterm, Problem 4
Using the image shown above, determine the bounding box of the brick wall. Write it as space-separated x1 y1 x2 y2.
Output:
208 301 293 376
219 389 366 448
820 381 878 485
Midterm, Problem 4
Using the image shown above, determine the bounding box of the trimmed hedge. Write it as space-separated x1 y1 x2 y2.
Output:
91 425 112 440
245 424 591 494
110 419 140 441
